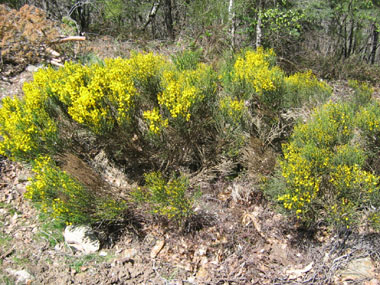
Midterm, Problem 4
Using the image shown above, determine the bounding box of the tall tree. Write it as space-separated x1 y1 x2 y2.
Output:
163 0 175 40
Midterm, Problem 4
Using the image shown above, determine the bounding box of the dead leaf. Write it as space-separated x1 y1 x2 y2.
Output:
150 239 165 259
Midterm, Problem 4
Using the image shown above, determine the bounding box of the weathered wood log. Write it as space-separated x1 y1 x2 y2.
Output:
50 36 86 44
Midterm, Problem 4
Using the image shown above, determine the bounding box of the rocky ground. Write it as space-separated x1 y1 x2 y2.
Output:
1 147 379 285
1 46 380 284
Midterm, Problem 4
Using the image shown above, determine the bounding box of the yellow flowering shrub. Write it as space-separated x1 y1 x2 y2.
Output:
158 63 217 123
275 101 380 229
0 96 58 161
230 49 332 110
143 108 169 134
133 172 194 223
357 101 380 146
284 70 332 108
23 53 165 135
232 47 284 108
349 80 373 107
25 156 127 224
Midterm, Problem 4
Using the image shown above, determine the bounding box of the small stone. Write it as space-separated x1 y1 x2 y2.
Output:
122 248 137 261
26 65 41 73
6 269 34 283
64 225 100 254
365 279 380 285
150 239 165 259
99 250 108 257
196 264 210 280
338 257 375 281
17 172 29 183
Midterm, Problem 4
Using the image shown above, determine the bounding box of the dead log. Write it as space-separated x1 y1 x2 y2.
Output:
50 36 86 44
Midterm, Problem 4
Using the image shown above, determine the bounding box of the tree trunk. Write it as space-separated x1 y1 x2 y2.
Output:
371 23 379 64
255 0 262 48
143 1 160 31
228 0 236 49
163 0 175 41
347 20 355 57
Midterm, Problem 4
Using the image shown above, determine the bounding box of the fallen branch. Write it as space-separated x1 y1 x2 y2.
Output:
0 246 15 260
50 36 86 44
50 59 64 67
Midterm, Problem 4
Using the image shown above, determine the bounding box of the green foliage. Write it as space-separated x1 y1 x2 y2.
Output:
35 212 65 247
349 80 373 108
171 49 203 71
67 253 111 273
25 156 127 225
283 70 331 108
61 16 79 36
271 99 380 230
263 7 304 38
133 172 195 223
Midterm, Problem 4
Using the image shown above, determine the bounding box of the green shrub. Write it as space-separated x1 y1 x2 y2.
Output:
271 99 380 230
171 48 203 71
349 80 373 110
133 172 195 223
223 47 332 148
283 70 331 108
25 156 126 225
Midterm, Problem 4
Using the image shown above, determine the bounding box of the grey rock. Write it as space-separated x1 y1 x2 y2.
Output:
6 268 34 283
338 257 375 281
26 65 42 73
64 225 100 254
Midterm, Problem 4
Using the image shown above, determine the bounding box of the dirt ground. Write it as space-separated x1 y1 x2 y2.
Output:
1 147 379 284
1 44 380 284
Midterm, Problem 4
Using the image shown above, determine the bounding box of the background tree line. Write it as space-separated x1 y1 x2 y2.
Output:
2 0 380 70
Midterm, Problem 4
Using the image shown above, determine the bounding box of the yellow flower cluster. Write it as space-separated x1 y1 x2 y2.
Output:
330 164 378 193
293 102 354 147
0 96 57 160
357 102 380 133
220 97 246 123
233 47 282 96
158 63 215 122
279 143 320 216
21 52 165 134
25 155 127 224
128 51 166 84
143 108 168 134
284 70 331 107
25 156 94 224
285 70 330 93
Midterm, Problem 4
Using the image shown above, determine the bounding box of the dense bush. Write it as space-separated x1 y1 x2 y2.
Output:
0 51 239 225
0 48 338 227
269 84 380 230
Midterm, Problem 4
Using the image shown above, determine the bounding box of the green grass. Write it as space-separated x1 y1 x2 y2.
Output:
0 232 12 265
33 212 65 247
66 253 113 273
0 202 20 216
